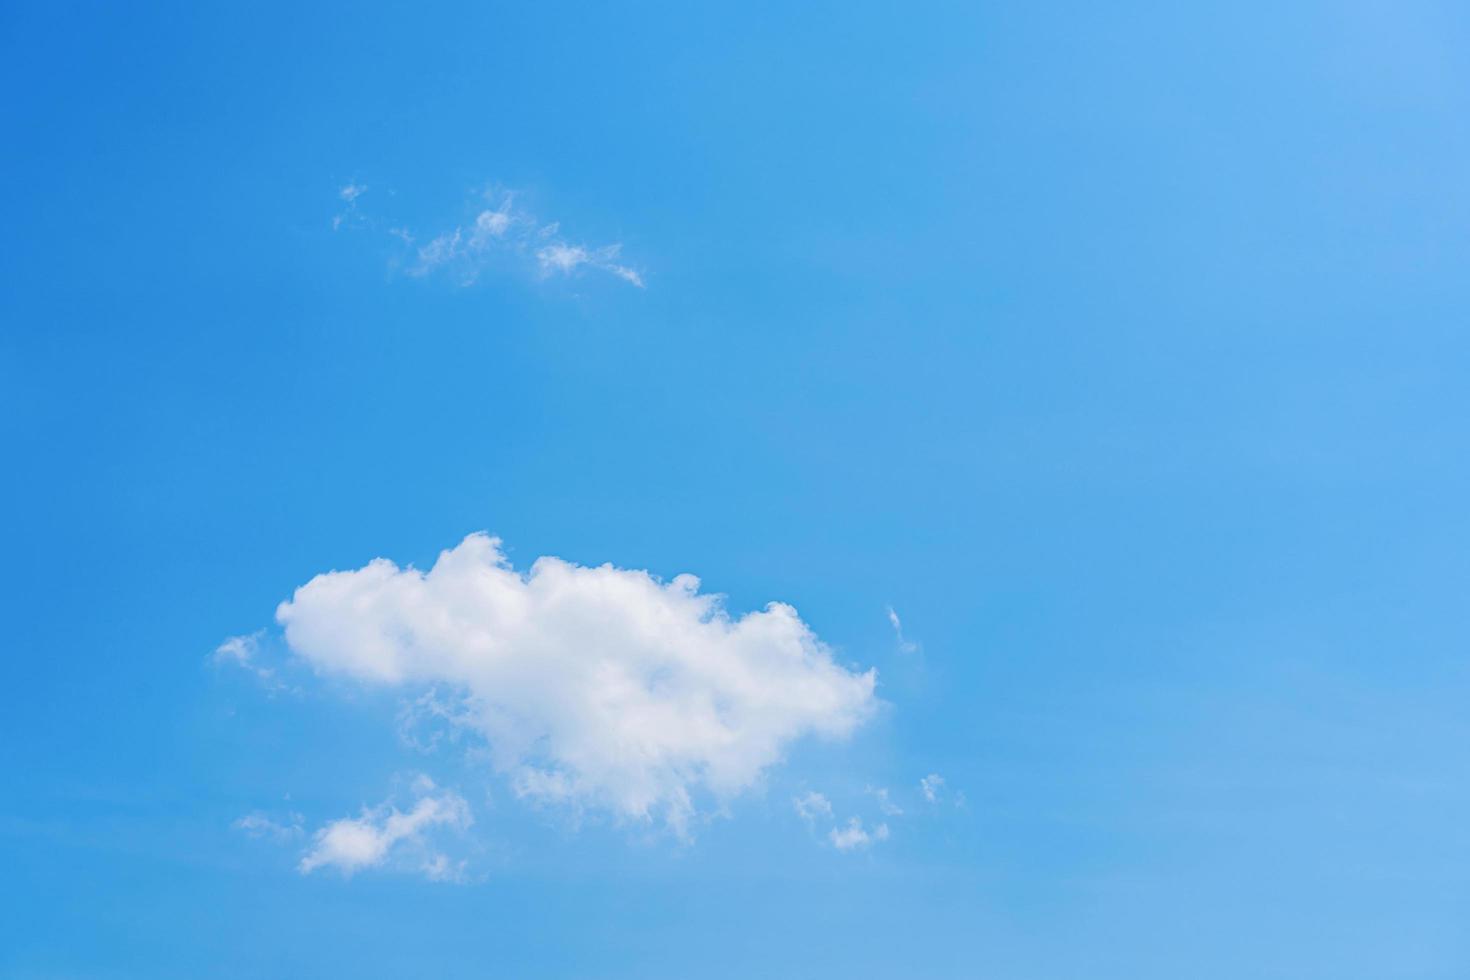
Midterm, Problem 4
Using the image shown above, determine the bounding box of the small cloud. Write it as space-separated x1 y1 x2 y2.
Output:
920 773 944 804
536 242 588 274
214 632 263 671
233 811 304 843
536 242 643 287
829 817 889 851
413 228 463 276
343 183 645 289
886 606 919 655
608 263 645 288
420 852 469 883
793 791 834 823
298 777 471 880
510 766 578 807
333 182 369 230
212 632 291 692
472 205 512 242
870 786 903 816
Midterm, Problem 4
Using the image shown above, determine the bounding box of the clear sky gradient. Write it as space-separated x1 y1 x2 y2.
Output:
3 2 1469 977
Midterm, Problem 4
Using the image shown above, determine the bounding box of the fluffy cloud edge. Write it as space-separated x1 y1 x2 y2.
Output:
272 533 879 837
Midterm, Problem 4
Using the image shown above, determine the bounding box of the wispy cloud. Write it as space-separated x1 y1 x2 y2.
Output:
886 606 919 655
790 773 959 851
534 242 643 287
212 632 294 694
337 183 645 289
333 181 368 231
793 791 834 823
233 811 304 844
793 788 900 852
870 786 903 816
396 688 477 754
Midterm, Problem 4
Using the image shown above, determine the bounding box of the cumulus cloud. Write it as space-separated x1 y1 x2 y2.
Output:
920 773 945 804
275 533 877 836
829 817 889 851
299 778 471 879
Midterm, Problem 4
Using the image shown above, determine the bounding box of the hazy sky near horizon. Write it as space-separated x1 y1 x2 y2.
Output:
4 2 1470 977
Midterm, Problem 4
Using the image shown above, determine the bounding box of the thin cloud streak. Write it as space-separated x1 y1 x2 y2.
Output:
335 182 645 288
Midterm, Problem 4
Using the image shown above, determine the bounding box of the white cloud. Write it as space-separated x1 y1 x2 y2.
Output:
793 791 834 823
386 188 643 288
793 790 904 851
214 632 262 670
213 631 291 692
535 242 586 273
471 204 512 243
920 773 944 804
275 532 877 836
870 786 902 816
535 242 643 287
829 817 889 851
333 182 368 230
233 811 303 843
415 228 463 270
396 688 476 754
299 778 471 879
886 606 918 655
421 852 469 883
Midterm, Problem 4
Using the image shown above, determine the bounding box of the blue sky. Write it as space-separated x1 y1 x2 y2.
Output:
4 1 1470 976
